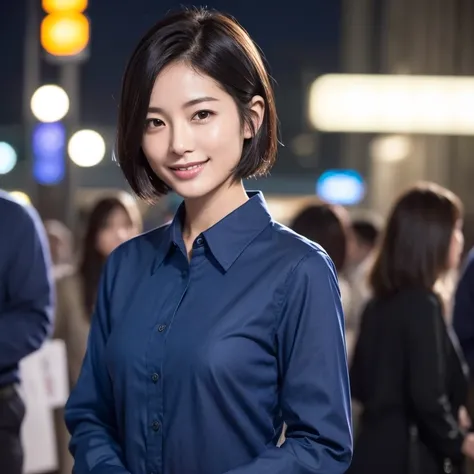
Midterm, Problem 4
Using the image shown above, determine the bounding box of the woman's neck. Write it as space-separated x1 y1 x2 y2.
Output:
182 181 248 252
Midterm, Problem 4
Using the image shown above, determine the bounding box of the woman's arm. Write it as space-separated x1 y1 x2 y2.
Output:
223 249 353 474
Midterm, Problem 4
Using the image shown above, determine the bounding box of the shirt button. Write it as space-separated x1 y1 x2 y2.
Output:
152 420 161 431
196 236 204 246
151 373 159 383
158 324 167 332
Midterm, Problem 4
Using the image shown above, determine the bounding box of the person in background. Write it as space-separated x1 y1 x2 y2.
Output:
344 216 381 336
0 190 54 474
65 8 352 474
45 194 141 474
56 192 143 387
453 248 474 474
44 219 75 279
453 249 474 377
78 193 143 320
349 182 474 474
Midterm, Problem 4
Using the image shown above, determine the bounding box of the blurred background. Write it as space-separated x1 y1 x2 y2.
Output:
2 0 474 243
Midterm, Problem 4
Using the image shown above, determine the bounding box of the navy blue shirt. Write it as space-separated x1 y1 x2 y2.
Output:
453 248 474 375
65 191 352 474
0 190 54 387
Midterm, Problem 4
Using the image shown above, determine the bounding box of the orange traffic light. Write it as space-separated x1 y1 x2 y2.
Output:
41 0 89 58
42 0 87 13
41 12 89 56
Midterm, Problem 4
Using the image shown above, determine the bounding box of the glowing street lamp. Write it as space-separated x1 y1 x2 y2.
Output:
68 129 106 167
31 85 70 123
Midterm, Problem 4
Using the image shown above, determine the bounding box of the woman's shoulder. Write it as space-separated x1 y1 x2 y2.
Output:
269 220 334 265
106 223 171 269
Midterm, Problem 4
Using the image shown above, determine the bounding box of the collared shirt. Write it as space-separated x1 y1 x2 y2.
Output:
65 191 352 474
0 190 54 387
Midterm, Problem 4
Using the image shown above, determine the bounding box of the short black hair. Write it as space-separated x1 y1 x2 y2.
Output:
291 203 348 272
116 7 279 203
370 182 463 297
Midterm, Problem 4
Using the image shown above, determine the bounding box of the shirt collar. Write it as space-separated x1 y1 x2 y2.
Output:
152 191 272 273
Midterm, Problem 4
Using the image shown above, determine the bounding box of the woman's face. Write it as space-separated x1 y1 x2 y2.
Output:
95 206 139 257
142 62 263 201
447 219 464 270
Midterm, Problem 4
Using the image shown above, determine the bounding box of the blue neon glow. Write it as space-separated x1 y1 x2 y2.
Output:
32 122 66 185
316 169 365 205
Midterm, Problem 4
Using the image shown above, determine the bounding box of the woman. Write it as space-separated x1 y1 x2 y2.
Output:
349 183 474 474
65 8 352 474
56 193 142 387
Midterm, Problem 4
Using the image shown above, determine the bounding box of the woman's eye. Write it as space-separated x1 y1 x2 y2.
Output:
146 118 164 129
193 110 213 121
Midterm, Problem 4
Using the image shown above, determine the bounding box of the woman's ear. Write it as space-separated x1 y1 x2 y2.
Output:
243 95 265 139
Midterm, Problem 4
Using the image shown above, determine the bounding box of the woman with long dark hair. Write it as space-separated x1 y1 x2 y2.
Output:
349 182 474 474
55 192 142 386
78 193 142 318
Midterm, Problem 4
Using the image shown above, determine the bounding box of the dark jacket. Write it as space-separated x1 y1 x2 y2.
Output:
348 288 468 474
0 190 54 387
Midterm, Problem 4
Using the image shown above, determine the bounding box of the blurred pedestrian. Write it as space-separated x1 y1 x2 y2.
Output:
0 190 54 474
349 182 473 474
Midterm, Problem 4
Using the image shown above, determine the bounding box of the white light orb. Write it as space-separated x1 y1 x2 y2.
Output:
68 129 106 167
31 85 70 122
0 142 17 174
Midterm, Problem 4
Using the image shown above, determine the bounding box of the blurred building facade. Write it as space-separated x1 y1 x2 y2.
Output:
342 0 474 234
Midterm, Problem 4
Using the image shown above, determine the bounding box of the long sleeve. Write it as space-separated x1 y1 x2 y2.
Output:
453 250 474 374
224 250 353 474
407 293 465 463
64 253 131 474
0 203 54 370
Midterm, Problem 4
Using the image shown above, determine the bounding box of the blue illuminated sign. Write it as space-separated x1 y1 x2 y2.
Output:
32 122 66 185
316 169 365 206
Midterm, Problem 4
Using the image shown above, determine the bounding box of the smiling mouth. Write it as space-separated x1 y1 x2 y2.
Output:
168 159 210 180
169 159 210 171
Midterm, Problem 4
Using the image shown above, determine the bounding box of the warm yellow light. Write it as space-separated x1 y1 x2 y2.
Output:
41 12 89 56
309 74 474 135
42 0 87 13
9 191 31 206
370 135 413 163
